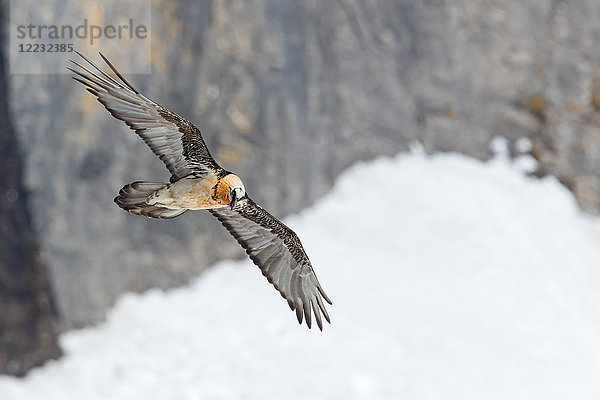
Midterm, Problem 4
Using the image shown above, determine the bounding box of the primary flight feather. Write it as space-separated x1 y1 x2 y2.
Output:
68 52 332 330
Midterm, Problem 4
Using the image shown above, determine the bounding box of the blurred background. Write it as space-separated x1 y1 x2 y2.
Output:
2 0 600 387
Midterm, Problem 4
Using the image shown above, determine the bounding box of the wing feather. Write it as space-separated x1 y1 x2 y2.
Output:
210 197 332 330
69 52 222 181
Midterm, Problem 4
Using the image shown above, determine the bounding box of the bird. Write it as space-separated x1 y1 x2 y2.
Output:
68 52 332 330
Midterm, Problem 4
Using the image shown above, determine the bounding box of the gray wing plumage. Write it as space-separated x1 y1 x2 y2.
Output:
210 197 332 330
68 52 221 181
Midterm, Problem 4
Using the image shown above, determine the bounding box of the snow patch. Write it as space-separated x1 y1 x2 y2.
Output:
2 149 600 400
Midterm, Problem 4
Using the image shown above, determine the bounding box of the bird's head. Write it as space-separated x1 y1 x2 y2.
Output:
221 174 246 209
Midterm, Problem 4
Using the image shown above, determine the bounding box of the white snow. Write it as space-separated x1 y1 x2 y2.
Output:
3 142 600 399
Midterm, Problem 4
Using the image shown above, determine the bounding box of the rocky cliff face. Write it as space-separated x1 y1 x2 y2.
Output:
0 4 62 374
6 0 600 330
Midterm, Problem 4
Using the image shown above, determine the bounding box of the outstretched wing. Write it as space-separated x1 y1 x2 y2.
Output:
68 52 222 181
210 197 332 330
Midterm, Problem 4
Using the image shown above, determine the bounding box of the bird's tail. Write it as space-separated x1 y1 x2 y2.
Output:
114 181 187 219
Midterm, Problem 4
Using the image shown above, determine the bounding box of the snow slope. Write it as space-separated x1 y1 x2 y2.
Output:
2 143 600 399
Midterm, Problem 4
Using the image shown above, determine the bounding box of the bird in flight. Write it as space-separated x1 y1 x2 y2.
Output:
68 52 332 330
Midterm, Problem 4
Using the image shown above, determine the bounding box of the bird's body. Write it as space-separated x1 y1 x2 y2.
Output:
69 52 332 330
149 175 224 210
146 173 243 211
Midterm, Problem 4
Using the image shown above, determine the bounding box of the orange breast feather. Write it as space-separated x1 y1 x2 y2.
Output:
151 175 228 210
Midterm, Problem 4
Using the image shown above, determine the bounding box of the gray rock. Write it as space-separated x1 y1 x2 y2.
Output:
0 7 61 374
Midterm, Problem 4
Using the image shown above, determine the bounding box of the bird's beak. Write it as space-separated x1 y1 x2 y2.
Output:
230 190 238 210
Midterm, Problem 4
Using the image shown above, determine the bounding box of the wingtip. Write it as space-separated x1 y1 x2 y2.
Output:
311 299 324 331
74 51 94 66
319 287 333 305
295 306 303 325
98 51 108 63
303 302 312 329
97 51 140 94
